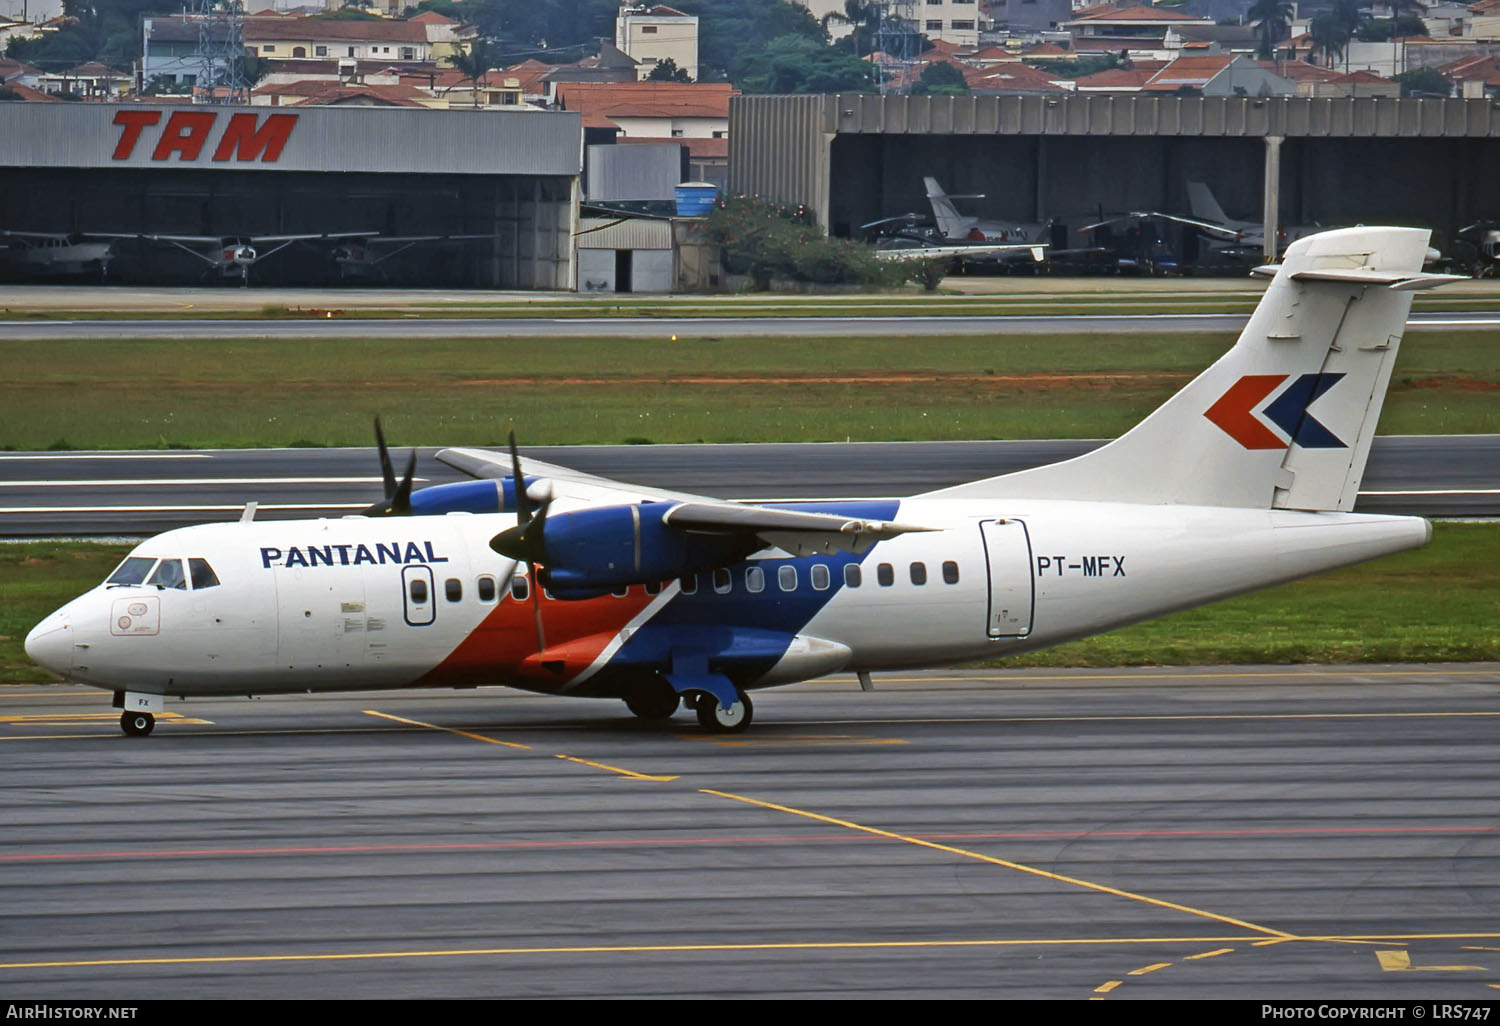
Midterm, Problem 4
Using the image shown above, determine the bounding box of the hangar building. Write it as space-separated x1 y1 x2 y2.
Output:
0 103 581 287
729 94 1500 260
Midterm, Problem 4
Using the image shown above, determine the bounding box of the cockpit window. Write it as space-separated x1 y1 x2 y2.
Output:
106 556 158 586
146 558 187 590
189 558 220 590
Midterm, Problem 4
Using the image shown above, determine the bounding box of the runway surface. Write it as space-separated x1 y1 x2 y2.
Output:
4 311 1500 339
3 665 1498 999
2 435 1496 537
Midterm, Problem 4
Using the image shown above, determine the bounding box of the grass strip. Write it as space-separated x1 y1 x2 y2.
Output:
3 331 1497 450
2 524 1495 685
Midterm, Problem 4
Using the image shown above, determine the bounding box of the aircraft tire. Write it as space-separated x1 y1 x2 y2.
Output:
695 690 752 734
624 682 680 721
120 711 155 737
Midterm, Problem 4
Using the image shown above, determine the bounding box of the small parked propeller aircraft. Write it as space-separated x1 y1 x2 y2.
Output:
0 231 117 280
1137 181 1320 262
921 178 1120 270
26 228 1464 737
329 234 497 281
99 231 379 286
1453 218 1499 278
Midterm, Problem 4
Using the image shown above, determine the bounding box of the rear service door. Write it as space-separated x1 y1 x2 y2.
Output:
980 519 1033 638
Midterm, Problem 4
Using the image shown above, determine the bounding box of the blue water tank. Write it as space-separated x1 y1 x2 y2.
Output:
675 182 719 217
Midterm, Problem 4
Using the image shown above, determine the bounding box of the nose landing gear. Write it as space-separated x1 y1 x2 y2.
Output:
113 690 164 737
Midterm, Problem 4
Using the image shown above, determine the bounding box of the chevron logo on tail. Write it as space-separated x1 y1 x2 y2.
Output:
1205 373 1348 450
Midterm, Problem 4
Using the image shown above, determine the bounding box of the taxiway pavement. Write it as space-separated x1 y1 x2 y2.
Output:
3 665 1497 999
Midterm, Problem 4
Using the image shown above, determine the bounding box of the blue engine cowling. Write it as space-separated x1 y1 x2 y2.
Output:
409 477 536 516
536 502 757 595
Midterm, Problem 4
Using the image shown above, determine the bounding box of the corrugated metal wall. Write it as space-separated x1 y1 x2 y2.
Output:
731 94 1500 237
819 93 1500 139
0 104 583 176
729 95 830 226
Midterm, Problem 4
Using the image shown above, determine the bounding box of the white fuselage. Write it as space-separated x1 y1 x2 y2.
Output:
25 501 1429 701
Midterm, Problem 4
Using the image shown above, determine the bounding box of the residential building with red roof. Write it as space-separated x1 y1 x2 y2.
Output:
1143 54 1294 95
37 60 131 100
1440 53 1500 96
1476 0 1500 42
0 80 57 101
242 16 431 64
1061 4 1216 55
251 78 439 107
0 56 41 88
1071 65 1159 91
964 61 1070 92
556 80 734 183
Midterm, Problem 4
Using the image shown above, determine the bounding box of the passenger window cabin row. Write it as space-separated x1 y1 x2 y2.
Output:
419 560 963 606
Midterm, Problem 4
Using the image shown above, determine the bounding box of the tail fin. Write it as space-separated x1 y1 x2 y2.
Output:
924 177 975 240
1186 181 1231 225
925 227 1447 511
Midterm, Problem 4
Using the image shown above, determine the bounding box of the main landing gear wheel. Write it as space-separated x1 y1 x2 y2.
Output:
624 681 680 721
695 689 753 734
120 711 155 737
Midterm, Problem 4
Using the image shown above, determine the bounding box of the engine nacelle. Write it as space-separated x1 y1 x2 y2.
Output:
536 502 757 593
409 477 535 516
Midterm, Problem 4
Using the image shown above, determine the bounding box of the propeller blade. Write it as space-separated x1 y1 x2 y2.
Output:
361 416 415 517
508 425 531 527
490 424 552 563
390 448 416 516
374 416 396 498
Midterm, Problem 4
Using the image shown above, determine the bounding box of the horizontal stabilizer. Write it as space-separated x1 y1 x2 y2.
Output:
1252 266 1469 290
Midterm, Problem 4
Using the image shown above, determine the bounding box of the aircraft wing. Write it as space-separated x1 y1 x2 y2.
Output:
1133 212 1245 239
875 243 1045 262
341 234 496 244
436 446 932 555
1 230 70 241
254 233 382 243
661 502 932 556
90 233 224 243
438 446 709 506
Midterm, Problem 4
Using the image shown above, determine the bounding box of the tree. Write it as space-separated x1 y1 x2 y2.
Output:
669 0 825 81
646 57 692 83
1247 0 1294 60
730 33 877 94
1395 66 1450 96
821 0 880 58
911 60 967 95
1328 0 1364 70
1307 12 1348 68
1357 14 1429 41
450 38 496 107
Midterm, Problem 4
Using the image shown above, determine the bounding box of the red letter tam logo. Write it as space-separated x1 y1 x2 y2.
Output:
1205 373 1347 450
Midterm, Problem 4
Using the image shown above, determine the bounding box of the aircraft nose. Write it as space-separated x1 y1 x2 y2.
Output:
24 611 72 676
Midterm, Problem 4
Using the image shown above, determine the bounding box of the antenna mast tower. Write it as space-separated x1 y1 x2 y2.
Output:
194 0 249 104
872 1 920 94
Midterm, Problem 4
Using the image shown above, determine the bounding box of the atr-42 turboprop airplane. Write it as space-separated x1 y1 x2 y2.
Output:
26 228 1462 737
